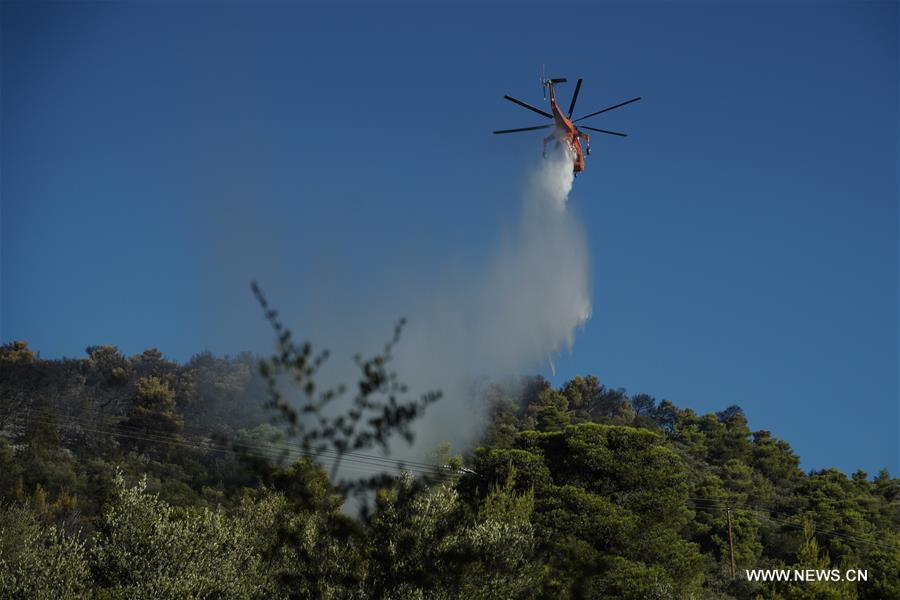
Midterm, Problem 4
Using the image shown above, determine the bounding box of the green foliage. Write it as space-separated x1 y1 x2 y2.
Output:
525 386 572 432
0 341 35 365
0 339 897 600
260 459 367 599
466 424 704 597
91 472 271 599
366 472 539 599
121 376 183 451
0 439 21 494
761 518 860 600
0 503 90 599
86 345 129 384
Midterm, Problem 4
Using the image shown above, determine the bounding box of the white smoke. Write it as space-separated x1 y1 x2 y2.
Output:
385 147 592 456
204 138 592 480
277 147 592 474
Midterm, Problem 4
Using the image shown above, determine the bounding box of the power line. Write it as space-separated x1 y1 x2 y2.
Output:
12 410 894 553
688 497 898 552
17 409 462 481
17 406 459 472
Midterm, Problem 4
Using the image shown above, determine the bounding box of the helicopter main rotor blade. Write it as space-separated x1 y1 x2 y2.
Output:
493 125 554 134
567 78 583 119
574 97 641 122
503 95 553 119
579 126 628 137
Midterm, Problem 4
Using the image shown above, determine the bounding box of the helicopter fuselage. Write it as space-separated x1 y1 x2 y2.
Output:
546 83 590 173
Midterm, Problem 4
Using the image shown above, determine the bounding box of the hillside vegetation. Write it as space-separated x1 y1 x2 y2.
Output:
0 339 897 599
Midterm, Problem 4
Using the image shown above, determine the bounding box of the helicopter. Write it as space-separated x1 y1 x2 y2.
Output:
493 76 640 174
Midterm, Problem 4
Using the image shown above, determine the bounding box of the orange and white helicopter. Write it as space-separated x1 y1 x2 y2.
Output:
493 76 640 174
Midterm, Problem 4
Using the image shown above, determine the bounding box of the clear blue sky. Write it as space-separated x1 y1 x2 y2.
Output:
2 1 897 475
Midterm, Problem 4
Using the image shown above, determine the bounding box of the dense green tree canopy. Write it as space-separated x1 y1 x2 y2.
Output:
0 344 897 599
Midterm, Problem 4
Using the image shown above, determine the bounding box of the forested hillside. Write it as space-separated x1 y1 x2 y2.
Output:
1 339 897 599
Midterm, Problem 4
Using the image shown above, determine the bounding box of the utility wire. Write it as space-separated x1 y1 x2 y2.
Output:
688 497 898 552
17 406 459 472
16 410 892 552
18 410 460 480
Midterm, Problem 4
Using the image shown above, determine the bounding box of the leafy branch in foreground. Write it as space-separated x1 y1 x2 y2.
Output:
250 282 441 491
